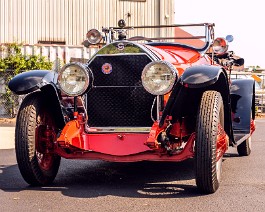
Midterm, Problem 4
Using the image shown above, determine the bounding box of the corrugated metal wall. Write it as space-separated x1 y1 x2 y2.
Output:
0 0 175 45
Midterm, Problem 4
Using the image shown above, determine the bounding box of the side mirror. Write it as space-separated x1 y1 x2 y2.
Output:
225 35 234 43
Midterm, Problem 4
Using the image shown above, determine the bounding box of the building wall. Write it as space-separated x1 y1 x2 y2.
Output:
0 0 175 45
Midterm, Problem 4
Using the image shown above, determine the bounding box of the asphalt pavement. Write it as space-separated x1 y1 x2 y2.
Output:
0 119 265 211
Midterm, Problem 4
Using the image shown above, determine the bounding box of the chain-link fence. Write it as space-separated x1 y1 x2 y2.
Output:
0 70 24 118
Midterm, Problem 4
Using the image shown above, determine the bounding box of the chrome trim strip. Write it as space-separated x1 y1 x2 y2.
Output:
93 86 142 88
95 53 148 57
85 126 151 133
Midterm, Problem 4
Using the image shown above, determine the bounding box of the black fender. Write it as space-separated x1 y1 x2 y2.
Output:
8 70 65 129
180 65 223 88
230 78 255 144
8 70 57 95
160 64 235 144
39 84 66 129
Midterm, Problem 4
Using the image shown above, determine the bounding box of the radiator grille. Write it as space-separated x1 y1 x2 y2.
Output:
87 54 156 127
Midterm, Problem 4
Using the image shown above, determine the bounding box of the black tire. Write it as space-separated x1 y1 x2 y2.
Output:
237 137 251 156
195 90 224 194
15 91 61 186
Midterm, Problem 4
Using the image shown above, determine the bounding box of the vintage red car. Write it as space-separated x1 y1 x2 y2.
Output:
8 20 255 194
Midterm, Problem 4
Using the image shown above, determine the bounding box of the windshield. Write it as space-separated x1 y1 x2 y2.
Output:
107 23 214 52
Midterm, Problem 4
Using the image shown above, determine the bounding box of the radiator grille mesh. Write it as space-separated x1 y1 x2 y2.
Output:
87 54 156 127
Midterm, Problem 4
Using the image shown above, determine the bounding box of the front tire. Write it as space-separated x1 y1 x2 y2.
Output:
15 92 61 186
195 90 224 194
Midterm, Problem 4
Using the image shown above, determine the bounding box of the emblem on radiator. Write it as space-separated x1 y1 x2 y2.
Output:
117 43 125 51
101 63 113 74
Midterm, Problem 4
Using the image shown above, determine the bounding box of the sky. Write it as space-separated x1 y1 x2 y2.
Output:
174 0 264 68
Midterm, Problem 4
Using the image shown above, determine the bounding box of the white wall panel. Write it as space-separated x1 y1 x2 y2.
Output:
0 0 175 45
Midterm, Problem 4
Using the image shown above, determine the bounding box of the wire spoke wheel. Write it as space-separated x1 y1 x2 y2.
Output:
15 92 61 186
36 152 54 171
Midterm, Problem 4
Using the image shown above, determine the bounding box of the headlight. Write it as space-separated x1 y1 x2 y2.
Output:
58 63 90 96
212 37 228 55
86 29 102 45
141 61 177 95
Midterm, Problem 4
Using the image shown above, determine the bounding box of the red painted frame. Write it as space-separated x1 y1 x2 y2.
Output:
52 113 230 162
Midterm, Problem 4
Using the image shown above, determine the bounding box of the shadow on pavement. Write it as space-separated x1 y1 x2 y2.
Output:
0 154 205 198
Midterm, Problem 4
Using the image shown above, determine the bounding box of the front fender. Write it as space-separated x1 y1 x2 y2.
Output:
180 65 223 88
8 70 58 95
160 64 234 144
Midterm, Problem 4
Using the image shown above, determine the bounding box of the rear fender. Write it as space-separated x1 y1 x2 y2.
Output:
8 70 58 95
230 78 255 144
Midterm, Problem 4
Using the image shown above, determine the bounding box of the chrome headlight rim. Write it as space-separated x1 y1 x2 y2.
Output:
58 62 90 97
212 37 228 55
141 61 177 96
86 29 103 45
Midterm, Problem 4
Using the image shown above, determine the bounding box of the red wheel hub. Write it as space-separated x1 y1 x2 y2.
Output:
35 125 57 170
36 152 54 171
216 124 228 160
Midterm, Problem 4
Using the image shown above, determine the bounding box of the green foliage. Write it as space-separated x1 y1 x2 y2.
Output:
0 43 52 117
0 43 52 74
